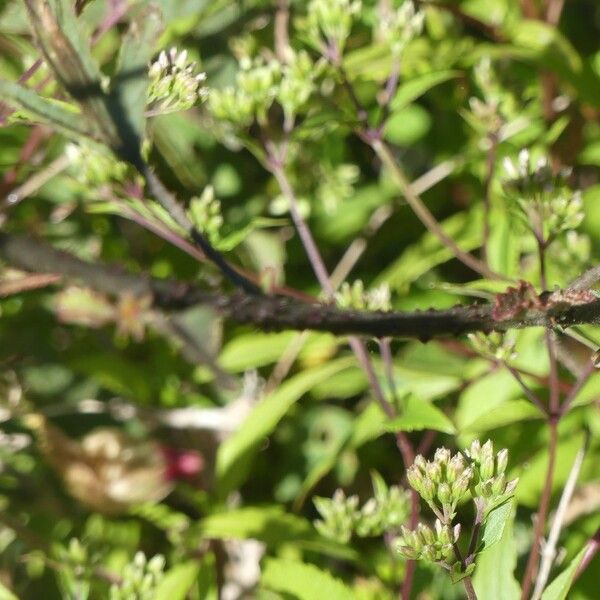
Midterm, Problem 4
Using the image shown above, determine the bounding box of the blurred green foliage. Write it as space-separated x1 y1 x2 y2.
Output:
1 0 600 598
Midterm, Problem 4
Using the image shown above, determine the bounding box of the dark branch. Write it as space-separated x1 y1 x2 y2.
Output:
2 232 600 340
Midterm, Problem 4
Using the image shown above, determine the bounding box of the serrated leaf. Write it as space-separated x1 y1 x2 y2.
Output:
216 357 355 494
391 70 460 111
479 500 514 553
350 395 454 448
474 501 521 600
262 558 354 600
154 561 199 600
540 546 587 600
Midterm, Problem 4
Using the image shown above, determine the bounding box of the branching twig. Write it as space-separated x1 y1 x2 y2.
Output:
4 233 600 339
371 138 504 281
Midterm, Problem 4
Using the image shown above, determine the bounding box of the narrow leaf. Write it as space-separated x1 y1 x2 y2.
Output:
216 358 355 494
111 5 163 154
541 546 587 600
0 79 91 139
391 70 460 111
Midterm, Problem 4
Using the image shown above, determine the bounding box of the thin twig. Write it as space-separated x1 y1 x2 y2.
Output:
371 138 505 281
560 360 596 416
531 432 589 600
520 420 560 600
2 154 71 211
503 363 548 415
5 232 600 339
140 164 261 294
481 132 498 266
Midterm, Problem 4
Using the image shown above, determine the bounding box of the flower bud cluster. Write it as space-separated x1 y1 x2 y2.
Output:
335 281 392 312
314 488 360 544
316 162 359 214
467 331 516 362
188 186 223 245
314 476 409 543
65 143 129 186
502 150 583 238
109 552 165 600
147 47 208 115
209 52 316 129
464 440 518 502
396 520 460 563
377 1 424 57
406 448 473 519
305 0 362 55
355 473 409 537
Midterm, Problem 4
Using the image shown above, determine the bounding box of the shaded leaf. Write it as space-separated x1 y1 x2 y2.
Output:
154 561 199 600
216 358 355 494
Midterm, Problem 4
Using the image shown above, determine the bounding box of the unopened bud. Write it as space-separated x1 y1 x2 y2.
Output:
438 482 452 504
491 473 507 497
426 461 442 484
447 454 466 483
434 447 451 465
496 448 508 475
505 478 519 495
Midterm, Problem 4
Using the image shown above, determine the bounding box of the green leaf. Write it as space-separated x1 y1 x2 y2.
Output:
218 331 298 372
386 395 455 434
216 357 355 494
390 70 460 111
0 79 91 139
461 399 543 434
195 506 355 560
261 558 354 600
154 561 199 600
112 4 163 146
350 395 455 448
479 500 514 552
474 502 521 600
541 546 587 600
0 582 19 600
383 104 431 146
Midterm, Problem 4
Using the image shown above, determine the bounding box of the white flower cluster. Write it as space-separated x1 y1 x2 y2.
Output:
147 47 208 115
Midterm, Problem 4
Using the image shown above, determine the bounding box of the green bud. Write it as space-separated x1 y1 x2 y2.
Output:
437 482 452 504
422 545 438 562
434 447 451 465
441 544 456 561
421 478 436 501
505 478 519 496
417 523 435 546
491 473 506 497
496 448 508 475
407 464 424 491
426 461 442 484
451 467 473 498
446 454 466 483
